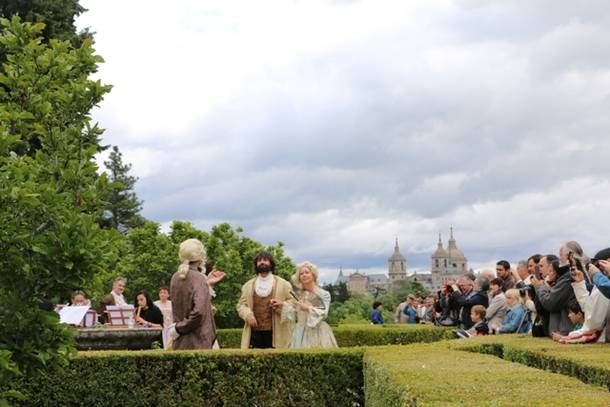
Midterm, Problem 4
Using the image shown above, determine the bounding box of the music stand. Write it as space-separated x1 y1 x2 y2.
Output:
105 305 135 328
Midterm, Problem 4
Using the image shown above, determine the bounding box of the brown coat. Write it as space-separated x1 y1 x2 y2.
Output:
170 265 216 350
237 275 294 349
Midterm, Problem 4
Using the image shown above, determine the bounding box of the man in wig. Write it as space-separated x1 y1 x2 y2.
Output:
169 239 216 349
237 251 294 349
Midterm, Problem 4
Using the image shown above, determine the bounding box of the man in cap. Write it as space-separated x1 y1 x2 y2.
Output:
588 248 610 300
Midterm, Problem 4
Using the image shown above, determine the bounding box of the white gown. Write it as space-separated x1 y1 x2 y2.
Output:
282 287 338 349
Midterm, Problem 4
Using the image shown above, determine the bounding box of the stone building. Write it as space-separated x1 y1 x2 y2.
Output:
430 227 468 290
345 271 369 295
336 230 470 295
337 239 407 295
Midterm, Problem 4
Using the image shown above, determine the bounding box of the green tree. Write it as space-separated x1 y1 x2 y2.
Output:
0 0 89 48
322 282 350 304
327 295 374 325
101 145 144 233
87 220 295 329
0 17 111 402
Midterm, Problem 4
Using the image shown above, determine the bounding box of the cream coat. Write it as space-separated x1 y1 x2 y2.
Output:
486 291 507 331
237 275 294 349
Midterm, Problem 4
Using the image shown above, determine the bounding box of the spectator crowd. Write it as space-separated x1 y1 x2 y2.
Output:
386 242 610 344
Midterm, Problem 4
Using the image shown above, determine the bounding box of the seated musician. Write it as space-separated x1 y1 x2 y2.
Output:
134 290 164 327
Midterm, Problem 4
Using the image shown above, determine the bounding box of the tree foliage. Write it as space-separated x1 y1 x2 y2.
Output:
0 0 89 49
80 221 294 329
326 280 428 325
323 282 350 304
101 145 144 232
0 17 111 400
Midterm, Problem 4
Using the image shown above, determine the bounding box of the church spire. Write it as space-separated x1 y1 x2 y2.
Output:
448 226 457 249
388 236 407 279
437 232 443 248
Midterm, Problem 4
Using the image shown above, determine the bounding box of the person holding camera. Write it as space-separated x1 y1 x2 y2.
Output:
436 281 458 326
450 276 489 329
587 248 610 300
564 247 610 343
532 252 576 337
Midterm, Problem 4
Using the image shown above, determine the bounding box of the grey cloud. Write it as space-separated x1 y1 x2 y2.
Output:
91 1 610 272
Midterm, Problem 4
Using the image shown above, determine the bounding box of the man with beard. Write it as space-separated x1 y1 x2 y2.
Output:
237 251 293 349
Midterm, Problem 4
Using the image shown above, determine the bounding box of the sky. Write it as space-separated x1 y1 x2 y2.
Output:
77 0 610 283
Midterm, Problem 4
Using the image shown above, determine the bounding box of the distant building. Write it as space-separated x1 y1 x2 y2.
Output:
337 239 407 295
335 229 470 295
430 227 468 290
405 227 469 292
336 267 349 284
346 271 369 294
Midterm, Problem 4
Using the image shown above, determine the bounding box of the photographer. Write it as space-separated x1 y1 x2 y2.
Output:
587 248 610 300
450 276 489 329
532 253 575 337
436 280 458 326
565 247 610 342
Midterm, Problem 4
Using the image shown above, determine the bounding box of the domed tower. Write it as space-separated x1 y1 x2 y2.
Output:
388 238 407 283
431 233 448 273
446 227 467 273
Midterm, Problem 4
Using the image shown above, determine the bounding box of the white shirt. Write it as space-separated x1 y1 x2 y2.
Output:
111 290 126 306
254 273 274 297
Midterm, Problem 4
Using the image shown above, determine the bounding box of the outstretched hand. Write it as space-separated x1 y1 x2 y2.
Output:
207 269 226 286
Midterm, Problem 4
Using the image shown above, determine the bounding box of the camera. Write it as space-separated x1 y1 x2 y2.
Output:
519 285 535 299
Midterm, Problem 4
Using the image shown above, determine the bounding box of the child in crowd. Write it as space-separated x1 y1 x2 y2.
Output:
567 299 585 331
468 305 489 336
454 305 488 338
552 300 588 343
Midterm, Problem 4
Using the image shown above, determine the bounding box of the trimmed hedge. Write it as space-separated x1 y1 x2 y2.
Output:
217 324 453 349
7 328 610 405
451 335 610 391
9 349 364 406
364 343 610 406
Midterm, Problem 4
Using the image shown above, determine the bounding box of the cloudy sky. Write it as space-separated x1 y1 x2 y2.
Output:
77 0 610 283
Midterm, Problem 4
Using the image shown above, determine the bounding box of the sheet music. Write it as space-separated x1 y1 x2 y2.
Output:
59 306 90 325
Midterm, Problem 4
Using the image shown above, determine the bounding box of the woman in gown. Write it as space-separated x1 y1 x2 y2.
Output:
274 261 338 348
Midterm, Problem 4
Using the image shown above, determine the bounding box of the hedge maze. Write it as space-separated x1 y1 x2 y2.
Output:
7 325 610 406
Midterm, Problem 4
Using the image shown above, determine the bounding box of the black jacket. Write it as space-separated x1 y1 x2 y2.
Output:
535 267 575 336
451 289 489 329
